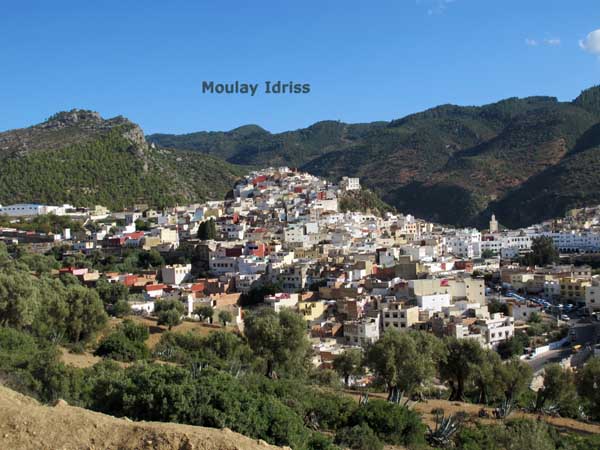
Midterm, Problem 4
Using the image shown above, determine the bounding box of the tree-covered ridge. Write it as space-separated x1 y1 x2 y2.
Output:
149 88 600 227
0 113 245 209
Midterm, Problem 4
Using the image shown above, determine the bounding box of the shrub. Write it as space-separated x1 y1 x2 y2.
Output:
348 399 426 446
335 423 383 450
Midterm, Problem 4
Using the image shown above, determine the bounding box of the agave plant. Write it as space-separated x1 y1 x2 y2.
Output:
189 361 207 379
359 392 369 406
427 413 460 447
387 386 400 403
540 404 561 417
577 405 588 422
494 397 514 419
304 411 320 430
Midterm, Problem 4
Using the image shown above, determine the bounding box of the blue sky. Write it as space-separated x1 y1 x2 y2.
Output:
1 0 599 134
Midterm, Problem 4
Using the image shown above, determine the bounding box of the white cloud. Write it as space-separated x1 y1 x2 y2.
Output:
417 0 455 16
580 29 600 55
525 37 561 47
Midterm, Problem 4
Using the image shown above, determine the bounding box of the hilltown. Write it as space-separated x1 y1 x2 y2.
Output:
1 167 599 378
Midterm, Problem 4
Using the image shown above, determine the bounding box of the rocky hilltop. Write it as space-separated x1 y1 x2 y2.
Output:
0 384 284 450
0 110 245 209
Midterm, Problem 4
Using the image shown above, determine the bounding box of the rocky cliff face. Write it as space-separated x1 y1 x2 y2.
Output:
0 109 148 157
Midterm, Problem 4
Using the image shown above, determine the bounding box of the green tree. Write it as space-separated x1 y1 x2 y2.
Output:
332 348 363 387
112 299 131 318
244 308 310 378
218 309 234 327
95 319 150 362
0 270 41 329
497 334 528 360
499 357 533 402
522 236 559 267
335 423 383 450
95 278 129 316
535 363 579 416
155 299 185 330
64 284 108 343
203 330 252 363
138 249 164 269
481 249 496 259
472 349 505 404
240 281 283 307
576 357 600 420
366 330 445 398
33 277 69 342
488 299 509 315
17 252 59 274
439 338 484 401
194 304 214 324
94 330 150 362
198 218 217 240
348 399 425 447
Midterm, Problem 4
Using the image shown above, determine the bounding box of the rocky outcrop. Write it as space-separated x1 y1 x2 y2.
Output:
0 384 285 450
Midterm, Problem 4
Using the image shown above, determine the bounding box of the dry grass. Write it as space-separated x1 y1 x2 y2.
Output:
127 315 222 349
0 384 284 450
343 390 600 435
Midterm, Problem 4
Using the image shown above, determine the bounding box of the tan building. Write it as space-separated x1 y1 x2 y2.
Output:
298 299 328 324
382 303 419 331
585 279 600 314
409 278 485 305
560 277 591 302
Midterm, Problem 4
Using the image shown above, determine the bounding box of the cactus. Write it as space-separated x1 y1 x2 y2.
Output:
189 361 206 379
541 404 560 417
494 397 514 419
359 392 369 406
304 411 320 430
427 413 460 447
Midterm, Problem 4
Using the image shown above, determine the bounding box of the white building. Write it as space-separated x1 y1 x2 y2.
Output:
445 229 481 258
209 256 238 275
0 203 72 217
539 231 600 253
417 293 451 312
585 279 600 314
340 177 360 191
381 304 419 331
511 302 543 322
161 264 192 285
264 293 299 312
475 313 514 348
343 316 380 347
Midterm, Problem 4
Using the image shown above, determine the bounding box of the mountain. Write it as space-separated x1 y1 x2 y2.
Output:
148 86 600 228
0 110 245 210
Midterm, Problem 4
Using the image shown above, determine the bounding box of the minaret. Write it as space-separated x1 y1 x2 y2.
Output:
489 214 498 233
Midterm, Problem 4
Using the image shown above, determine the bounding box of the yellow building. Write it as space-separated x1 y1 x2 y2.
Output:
298 300 327 324
560 277 591 302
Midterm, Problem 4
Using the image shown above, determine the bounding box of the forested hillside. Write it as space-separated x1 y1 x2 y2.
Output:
149 86 600 227
0 110 245 210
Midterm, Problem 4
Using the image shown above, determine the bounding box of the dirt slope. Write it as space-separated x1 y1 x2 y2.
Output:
0 384 284 450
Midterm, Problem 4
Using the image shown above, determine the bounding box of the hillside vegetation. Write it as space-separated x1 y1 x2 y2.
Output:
0 110 245 210
149 86 600 227
0 383 283 450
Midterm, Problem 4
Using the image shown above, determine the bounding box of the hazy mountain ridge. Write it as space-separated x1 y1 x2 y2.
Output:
148 86 600 227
